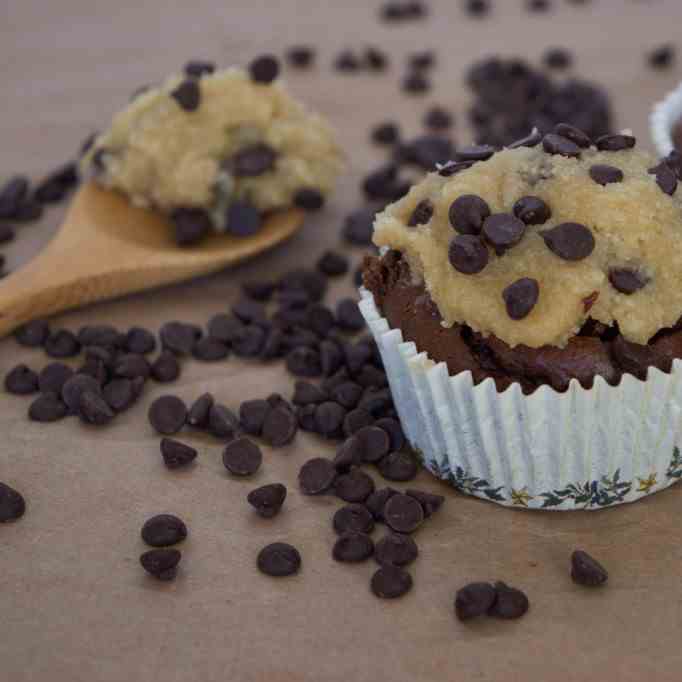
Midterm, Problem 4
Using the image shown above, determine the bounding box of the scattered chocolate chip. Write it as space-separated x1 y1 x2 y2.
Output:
365 47 389 71
423 106 453 131
406 489 444 518
33 162 78 203
589 164 623 186
44 329 80 358
482 213 526 250
171 79 201 112
343 208 376 246
286 46 315 69
171 207 212 246
262 406 298 446
652 163 678 196
407 199 434 227
513 196 551 225
233 143 277 177
648 44 675 70
14 319 49 347
223 437 263 476
242 280 276 302
374 532 418 567
527 0 550 10
12 199 43 222
61 374 102 413
372 122 401 146
335 50 361 72
399 134 455 169
314 401 346 438
103 378 139 412
294 188 325 212
28 392 68 422
608 268 647 295
232 325 267 357
159 438 197 470
114 353 151 380
160 321 202 356
457 145 496 162
192 337 230 362
334 504 375 535
336 469 376 503
402 71 430 95
148 395 187 435
541 222 595 261
343 408 375 437
207 314 242 342
0 175 29 218
542 133 581 158
0 482 25 522
124 327 156 354
455 582 497 621
449 194 490 235
0 224 15 244
365 487 398 522
184 59 215 77
5 365 39 395
329 382 362 410
488 582 529 619
595 133 636 152
78 391 115 425
292 381 328 407
297 403 318 431
140 548 181 581
317 250 349 277
38 363 74 395
355 425 391 463
374 417 405 452
286 346 322 377
151 351 181 383
571 549 609 587
257 542 301 577
208 404 239 439
554 123 591 148
249 55 280 84
449 235 489 274
384 493 424 533
141 514 187 547
333 435 364 473
544 47 573 70
378 451 419 482
226 201 262 237
503 278 540 320
247 483 287 518
333 532 375 563
371 565 413 598
239 399 270 435
466 0 489 13
336 299 365 332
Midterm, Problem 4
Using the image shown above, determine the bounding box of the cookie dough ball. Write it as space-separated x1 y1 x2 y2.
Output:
373 130 682 348
81 61 343 244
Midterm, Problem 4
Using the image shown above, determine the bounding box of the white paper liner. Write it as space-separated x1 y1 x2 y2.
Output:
359 288 682 511
650 80 682 157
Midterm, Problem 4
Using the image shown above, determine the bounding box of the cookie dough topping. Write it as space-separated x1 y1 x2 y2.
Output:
81 59 343 245
372 125 682 348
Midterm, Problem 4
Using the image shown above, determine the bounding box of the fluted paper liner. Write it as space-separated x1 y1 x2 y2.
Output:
359 288 682 510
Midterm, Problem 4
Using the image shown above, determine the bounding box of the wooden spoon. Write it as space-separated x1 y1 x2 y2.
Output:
0 182 304 337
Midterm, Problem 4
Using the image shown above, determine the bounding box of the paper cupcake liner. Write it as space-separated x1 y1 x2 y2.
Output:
650 80 682 157
359 288 682 511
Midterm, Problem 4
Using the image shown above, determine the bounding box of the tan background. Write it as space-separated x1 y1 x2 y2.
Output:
2 1 682 680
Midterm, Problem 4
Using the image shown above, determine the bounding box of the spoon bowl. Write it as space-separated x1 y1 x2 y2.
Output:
0 182 304 337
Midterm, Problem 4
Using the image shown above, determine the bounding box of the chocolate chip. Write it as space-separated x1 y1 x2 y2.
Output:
184 59 215 77
378 451 419 482
374 417 405 452
329 382 362 410
449 194 490 235
192 337 230 362
334 504 375 535
314 401 347 437
554 123 591 148
114 353 151 380
14 319 49 347
589 164 623 186
336 299 365 332
38 363 74 395
343 408 375 437
488 582 529 619
423 106 453 131
456 144 496 162
160 321 202 356
208 404 239 440
148 395 187 435
333 532 375 563
78 391 115 425
454 582 497 621
233 143 277 177
365 487 398 522
44 329 80 358
232 326 266 357
124 327 156 354
28 392 68 422
61 374 101 412
5 365 39 395
595 133 636 152
402 71 430 94
365 47 389 71
449 235 489 274
334 50 361 72
286 46 315 68
297 404 318 431
544 47 573 70
317 250 349 277
482 213 526 250
320 347 344 381
343 208 376 245
371 565 413 599
384 493 424 533
652 163 677 196
242 280 276 302
207 314 243 344
0 175 29 218
286 346 322 377
0 482 25 522
239 399 270 436
372 122 401 146
247 483 287 518
508 128 543 149
335 469 375 503
77 325 119 348
223 437 262 477
171 207 212 246
513 196 552 225
226 201 262 237
140 548 181 581
355 425 390 463
294 188 325 211
249 55 280 84
278 268 327 302
571 549 608 586
608 267 647 295
292 381 328 407
33 163 77 203
0 224 15 244
151 351 181 383
409 50 435 70
262 406 298 446
12 199 43 222
160 438 197 470
648 44 675 70
541 222 595 261
257 542 301 577
542 133 581 158
171 79 200 112
333 435 364 473
406 489 444 517
102 379 137 412
503 278 540 320
374 532 418 567
407 199 434 227
527 0 550 10
141 514 187 547
399 134 455 170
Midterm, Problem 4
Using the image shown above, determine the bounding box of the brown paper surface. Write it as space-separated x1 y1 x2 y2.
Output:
2 2 682 680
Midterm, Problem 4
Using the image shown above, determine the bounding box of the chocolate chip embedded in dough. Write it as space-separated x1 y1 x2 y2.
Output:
449 235 489 274
608 268 648 295
502 278 540 320
540 222 595 261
